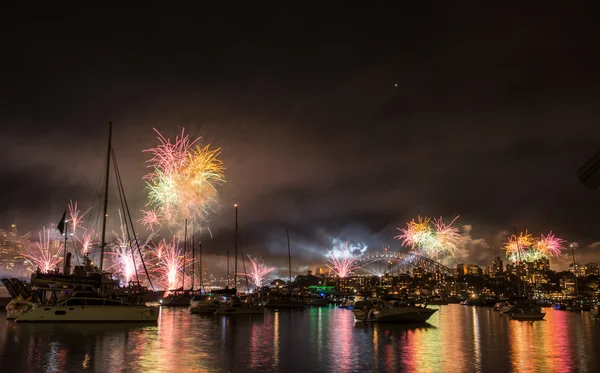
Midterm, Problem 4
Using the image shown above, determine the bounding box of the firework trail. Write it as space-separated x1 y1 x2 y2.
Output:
504 230 565 263
68 200 92 232
142 128 225 228
22 227 63 273
148 237 195 291
395 216 465 258
326 241 364 278
240 255 275 289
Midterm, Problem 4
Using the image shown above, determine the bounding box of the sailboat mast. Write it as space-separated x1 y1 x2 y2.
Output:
287 230 292 285
199 241 203 293
191 223 195 291
99 121 112 272
234 204 238 290
571 244 579 297
182 219 187 290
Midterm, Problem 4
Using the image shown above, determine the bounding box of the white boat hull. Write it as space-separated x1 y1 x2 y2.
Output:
15 305 159 323
6 298 35 320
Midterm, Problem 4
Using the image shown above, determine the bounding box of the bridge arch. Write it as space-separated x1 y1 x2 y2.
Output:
355 251 454 276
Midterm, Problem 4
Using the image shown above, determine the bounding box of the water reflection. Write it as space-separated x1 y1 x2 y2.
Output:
1 306 599 372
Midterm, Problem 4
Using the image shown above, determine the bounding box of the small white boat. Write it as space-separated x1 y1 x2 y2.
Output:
352 299 437 323
15 291 159 323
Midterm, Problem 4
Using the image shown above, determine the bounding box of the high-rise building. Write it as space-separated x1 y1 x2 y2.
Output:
467 264 483 276
456 264 467 277
489 257 503 278
584 263 599 276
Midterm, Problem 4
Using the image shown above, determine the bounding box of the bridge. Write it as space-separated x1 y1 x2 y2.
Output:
355 250 454 276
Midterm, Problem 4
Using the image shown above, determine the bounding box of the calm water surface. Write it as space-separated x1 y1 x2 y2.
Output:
1 305 598 372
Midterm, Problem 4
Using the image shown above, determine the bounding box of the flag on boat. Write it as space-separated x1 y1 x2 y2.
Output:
57 209 67 235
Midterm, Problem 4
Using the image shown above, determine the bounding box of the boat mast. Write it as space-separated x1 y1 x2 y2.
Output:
182 219 187 290
571 244 579 297
287 230 292 286
99 121 112 273
199 241 203 293
234 204 238 291
191 222 195 291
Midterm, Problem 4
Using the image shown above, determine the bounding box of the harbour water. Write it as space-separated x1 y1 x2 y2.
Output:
1 305 598 373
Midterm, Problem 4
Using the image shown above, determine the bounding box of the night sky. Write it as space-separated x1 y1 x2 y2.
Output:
1 4 599 273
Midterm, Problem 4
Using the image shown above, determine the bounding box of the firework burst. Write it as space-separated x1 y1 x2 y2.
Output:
23 227 63 273
395 216 465 258
241 255 275 289
142 128 225 227
326 241 363 278
148 237 195 291
68 200 92 232
504 230 566 263
76 230 99 256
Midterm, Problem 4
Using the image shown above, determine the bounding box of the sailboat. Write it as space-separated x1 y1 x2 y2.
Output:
160 220 193 307
214 204 264 316
265 231 305 309
17 122 159 323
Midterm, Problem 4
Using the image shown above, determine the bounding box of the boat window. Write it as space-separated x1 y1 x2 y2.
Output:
54 310 67 315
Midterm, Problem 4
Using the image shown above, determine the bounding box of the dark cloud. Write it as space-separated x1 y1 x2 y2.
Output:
0 3 599 273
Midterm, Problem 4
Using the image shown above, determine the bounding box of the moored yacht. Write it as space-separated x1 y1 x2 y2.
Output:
214 298 264 315
15 290 159 323
352 299 437 323
509 304 545 321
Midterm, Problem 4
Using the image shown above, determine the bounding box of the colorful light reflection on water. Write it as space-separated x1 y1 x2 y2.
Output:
1 306 599 372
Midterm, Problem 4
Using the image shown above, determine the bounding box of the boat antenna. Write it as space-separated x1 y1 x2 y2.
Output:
234 204 238 292
63 219 68 274
99 121 112 273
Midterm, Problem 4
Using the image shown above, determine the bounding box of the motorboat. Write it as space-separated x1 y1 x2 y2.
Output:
509 304 545 321
190 297 222 314
214 298 264 315
302 297 329 306
160 295 191 307
15 291 159 323
264 297 305 309
352 299 437 323
339 296 359 309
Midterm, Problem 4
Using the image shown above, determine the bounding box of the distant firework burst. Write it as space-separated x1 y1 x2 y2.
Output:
395 216 465 258
76 230 99 256
326 240 366 278
242 255 275 289
23 227 63 273
504 230 566 263
68 200 92 232
148 237 195 291
141 128 225 228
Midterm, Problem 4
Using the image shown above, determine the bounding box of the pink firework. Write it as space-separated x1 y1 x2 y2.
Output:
148 237 194 291
68 200 91 232
139 208 160 232
535 231 566 257
143 127 199 179
326 241 361 278
76 230 99 256
23 227 63 273
241 255 275 289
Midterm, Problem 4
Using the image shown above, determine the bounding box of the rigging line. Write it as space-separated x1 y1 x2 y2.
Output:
70 235 81 267
112 149 155 292
112 151 141 287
